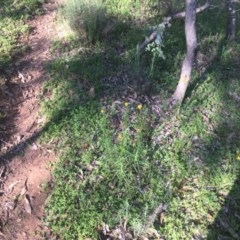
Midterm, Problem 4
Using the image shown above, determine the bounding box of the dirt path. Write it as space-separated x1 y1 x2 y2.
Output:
0 1 60 239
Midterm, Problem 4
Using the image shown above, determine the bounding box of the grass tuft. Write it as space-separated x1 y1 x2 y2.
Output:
63 0 108 43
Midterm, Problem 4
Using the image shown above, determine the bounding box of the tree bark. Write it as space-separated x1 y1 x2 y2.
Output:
226 0 237 41
138 0 210 53
171 0 197 105
165 0 210 22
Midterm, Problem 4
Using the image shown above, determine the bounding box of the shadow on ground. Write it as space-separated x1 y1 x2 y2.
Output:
186 33 240 239
0 0 57 164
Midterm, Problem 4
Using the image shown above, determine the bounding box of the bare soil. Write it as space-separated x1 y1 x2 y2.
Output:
0 1 59 239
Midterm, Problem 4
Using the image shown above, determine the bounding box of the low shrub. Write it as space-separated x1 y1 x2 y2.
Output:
64 0 107 43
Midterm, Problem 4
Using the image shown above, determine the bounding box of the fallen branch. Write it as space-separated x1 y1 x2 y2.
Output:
138 0 211 52
145 203 167 230
138 30 158 52
165 0 211 22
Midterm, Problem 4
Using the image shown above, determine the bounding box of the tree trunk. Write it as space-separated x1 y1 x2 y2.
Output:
138 0 210 53
226 0 237 41
171 0 197 105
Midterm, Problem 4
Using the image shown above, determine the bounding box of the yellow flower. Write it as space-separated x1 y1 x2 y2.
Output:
100 109 105 113
117 133 123 141
137 104 142 110
124 102 129 107
236 150 240 160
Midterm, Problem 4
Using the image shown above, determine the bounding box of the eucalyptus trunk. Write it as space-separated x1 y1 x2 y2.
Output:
226 0 237 41
171 0 197 105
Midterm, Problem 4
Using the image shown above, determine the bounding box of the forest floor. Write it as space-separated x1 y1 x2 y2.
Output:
1 1 240 239
0 1 59 239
